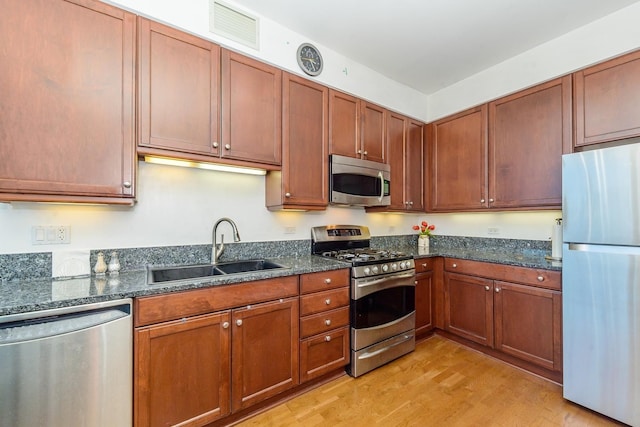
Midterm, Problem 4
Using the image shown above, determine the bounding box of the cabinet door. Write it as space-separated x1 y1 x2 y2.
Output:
385 111 407 210
267 73 328 209
444 272 493 347
231 297 299 411
574 50 640 147
489 76 571 208
0 0 135 202
360 101 386 163
415 271 433 335
406 119 425 211
428 106 488 211
221 49 281 165
329 90 360 158
135 311 231 427
300 326 349 383
494 281 562 372
138 18 220 156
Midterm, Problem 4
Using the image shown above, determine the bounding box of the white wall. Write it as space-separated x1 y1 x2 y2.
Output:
6 1 640 255
427 2 640 120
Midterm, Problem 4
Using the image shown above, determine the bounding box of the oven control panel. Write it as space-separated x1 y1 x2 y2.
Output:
352 258 415 278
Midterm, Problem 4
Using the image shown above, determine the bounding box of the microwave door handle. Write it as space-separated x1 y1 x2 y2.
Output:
378 171 384 202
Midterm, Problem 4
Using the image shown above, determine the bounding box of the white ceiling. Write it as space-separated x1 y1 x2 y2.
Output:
230 0 640 94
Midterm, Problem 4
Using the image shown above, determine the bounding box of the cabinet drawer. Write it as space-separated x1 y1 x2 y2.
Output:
300 326 349 382
415 258 435 273
300 269 350 294
444 258 561 290
300 306 349 338
300 288 349 316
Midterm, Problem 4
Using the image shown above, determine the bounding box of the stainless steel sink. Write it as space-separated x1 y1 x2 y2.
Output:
148 259 289 284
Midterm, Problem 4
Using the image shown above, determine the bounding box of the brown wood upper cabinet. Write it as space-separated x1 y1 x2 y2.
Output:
329 90 386 163
368 111 424 212
0 0 136 204
137 18 220 156
137 25 282 168
574 49 640 147
266 73 328 210
428 76 571 211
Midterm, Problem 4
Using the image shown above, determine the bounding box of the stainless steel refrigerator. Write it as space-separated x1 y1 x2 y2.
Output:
563 142 640 426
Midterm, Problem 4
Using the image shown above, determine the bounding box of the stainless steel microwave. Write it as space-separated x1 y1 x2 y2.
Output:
330 154 390 206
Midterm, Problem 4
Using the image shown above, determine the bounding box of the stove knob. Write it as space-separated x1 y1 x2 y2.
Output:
364 267 371 275
400 261 406 269
372 266 379 274
391 263 398 270
382 264 389 272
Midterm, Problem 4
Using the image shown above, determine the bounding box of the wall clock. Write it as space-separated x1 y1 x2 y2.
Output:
297 43 323 76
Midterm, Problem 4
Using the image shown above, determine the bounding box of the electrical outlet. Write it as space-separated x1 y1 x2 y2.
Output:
487 227 500 236
32 225 71 245
284 226 296 234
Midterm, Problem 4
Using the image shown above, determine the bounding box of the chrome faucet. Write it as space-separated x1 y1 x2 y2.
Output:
212 217 241 264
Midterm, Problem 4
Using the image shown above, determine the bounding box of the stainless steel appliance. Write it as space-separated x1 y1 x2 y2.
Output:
562 143 640 426
0 299 133 427
330 154 391 206
312 225 415 377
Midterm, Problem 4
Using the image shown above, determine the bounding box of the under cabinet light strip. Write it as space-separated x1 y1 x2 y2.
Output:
143 156 267 176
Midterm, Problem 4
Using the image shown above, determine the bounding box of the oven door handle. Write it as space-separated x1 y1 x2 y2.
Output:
358 333 415 360
354 272 415 299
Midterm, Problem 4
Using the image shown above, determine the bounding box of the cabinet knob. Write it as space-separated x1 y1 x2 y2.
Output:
489 198 494 203
408 201 413 206
285 192 291 198
421 263 427 268
357 149 362 154
225 144 231 150
325 319 331 326
495 287 501 293
324 278 332 284
537 275 544 282
325 298 331 305
452 263 457 268
212 142 219 148
236 319 243 326
325 336 331 342
123 181 132 188
363 151 368 155
222 321 229 329
480 199 485 203
485 285 490 291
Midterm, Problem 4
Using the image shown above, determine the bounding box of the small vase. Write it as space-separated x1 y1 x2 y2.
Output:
418 235 430 255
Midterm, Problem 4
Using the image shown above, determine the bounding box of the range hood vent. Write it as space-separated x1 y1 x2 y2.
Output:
209 0 259 50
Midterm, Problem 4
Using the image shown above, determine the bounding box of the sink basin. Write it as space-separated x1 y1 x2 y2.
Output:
215 259 288 275
148 259 289 284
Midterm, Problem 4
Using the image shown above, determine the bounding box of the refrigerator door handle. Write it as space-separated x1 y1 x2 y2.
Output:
568 243 640 255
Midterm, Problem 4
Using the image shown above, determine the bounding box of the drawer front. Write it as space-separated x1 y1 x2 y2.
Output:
300 287 350 316
300 326 349 382
300 306 350 338
444 258 561 290
415 258 435 273
300 269 350 294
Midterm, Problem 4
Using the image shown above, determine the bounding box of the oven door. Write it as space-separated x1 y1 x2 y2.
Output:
330 154 390 206
351 271 415 351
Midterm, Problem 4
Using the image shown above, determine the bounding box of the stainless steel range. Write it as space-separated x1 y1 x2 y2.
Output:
311 225 416 377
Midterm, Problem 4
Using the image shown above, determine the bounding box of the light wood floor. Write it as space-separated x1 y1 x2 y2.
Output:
237 335 623 427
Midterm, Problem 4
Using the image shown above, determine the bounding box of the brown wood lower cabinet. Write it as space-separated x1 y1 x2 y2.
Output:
134 276 299 427
415 259 435 336
443 258 562 380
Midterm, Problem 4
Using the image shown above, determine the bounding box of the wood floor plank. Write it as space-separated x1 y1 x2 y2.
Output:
236 336 623 426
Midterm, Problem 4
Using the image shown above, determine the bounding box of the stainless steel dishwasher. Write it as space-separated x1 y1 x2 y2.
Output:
0 298 132 427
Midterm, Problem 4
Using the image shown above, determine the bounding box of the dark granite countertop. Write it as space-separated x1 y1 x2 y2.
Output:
0 237 561 316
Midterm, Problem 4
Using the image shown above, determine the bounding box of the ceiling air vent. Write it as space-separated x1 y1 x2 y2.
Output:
209 0 259 50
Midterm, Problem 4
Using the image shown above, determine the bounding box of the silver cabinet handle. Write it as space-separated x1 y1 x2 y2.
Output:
123 181 132 188
480 199 485 203
324 278 332 284
285 192 291 198
495 287 500 293
489 198 494 203
212 142 219 148
421 263 427 268
325 319 331 326
485 285 490 291
225 144 231 150
414 280 418 285
325 298 331 305
222 321 229 329
363 151 368 155
357 149 362 154
325 336 331 342
537 276 544 282
236 319 243 326
452 263 457 268
408 201 413 206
